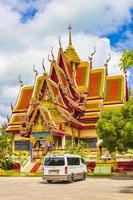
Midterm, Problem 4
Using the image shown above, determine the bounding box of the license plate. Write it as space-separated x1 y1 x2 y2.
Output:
49 170 59 175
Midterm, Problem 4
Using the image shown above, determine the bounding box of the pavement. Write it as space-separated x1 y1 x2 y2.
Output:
0 177 132 200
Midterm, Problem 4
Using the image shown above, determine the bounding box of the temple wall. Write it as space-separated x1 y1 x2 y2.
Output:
72 127 79 138
64 125 73 136
79 129 97 138
13 133 30 151
14 133 30 141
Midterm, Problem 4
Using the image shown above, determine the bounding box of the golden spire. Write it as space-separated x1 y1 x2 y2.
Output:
68 24 72 45
64 24 80 64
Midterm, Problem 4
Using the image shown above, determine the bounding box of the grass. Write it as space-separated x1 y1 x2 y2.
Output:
0 170 43 177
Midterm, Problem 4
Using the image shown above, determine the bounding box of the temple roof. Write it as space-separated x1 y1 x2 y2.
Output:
76 61 90 92
64 44 80 64
104 75 124 105
88 68 105 99
6 25 126 137
6 86 33 132
13 86 33 113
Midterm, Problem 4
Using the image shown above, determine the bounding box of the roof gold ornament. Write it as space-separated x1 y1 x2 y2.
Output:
48 47 55 63
7 115 10 123
18 75 23 87
68 23 72 45
11 102 14 112
42 58 47 75
51 47 55 61
48 54 52 62
59 36 62 49
104 53 111 76
33 65 38 77
88 47 96 69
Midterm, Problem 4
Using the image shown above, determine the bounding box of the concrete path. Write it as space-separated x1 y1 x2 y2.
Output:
0 177 132 200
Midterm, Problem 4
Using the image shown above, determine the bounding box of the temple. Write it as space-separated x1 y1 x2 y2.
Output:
6 25 126 160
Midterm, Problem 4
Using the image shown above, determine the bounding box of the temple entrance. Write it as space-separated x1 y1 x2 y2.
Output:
54 136 62 149
30 132 54 161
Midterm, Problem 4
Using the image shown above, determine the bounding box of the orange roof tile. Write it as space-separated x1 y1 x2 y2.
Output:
88 68 105 99
13 86 33 113
104 75 124 104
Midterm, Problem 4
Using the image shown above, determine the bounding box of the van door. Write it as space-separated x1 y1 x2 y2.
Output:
80 158 87 173
67 157 80 179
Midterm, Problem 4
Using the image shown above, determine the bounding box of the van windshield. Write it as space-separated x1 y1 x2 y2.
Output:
44 157 65 166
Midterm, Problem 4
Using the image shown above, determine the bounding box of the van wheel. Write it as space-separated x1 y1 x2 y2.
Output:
82 172 86 180
47 180 53 183
69 174 74 183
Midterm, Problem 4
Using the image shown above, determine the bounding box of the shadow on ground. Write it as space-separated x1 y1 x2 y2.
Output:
111 175 133 180
119 186 133 194
39 179 82 185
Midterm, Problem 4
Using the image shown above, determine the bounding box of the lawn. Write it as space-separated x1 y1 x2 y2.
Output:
0 170 43 177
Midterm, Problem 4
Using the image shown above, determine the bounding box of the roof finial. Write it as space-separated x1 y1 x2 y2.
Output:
48 54 52 62
7 115 10 123
104 53 111 76
33 65 38 77
51 47 55 61
68 23 72 45
19 75 23 87
88 47 96 69
59 36 62 49
11 102 14 112
42 58 47 75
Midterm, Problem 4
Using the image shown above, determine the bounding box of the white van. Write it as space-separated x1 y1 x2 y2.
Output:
42 154 87 183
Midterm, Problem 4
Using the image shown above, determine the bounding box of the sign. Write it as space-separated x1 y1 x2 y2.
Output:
32 131 51 137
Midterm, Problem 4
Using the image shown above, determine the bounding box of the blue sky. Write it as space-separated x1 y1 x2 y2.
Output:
0 0 133 124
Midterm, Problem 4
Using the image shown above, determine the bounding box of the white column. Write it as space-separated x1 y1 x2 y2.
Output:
62 135 66 149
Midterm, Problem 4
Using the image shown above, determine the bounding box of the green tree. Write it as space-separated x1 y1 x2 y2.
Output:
119 49 133 100
0 123 13 169
96 109 124 154
65 140 88 157
121 98 133 149
97 98 133 154
119 49 133 72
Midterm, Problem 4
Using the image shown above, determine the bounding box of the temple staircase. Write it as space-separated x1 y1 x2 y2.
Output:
20 157 42 173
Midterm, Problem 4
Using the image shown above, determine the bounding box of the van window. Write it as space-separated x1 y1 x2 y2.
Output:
67 157 80 165
81 158 86 164
44 157 65 166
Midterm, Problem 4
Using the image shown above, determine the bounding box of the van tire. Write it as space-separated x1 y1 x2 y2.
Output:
82 172 86 180
47 180 53 183
69 174 74 183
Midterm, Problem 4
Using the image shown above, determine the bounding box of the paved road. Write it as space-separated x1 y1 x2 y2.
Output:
0 177 132 200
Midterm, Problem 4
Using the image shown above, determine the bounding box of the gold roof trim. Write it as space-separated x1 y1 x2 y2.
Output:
64 44 80 64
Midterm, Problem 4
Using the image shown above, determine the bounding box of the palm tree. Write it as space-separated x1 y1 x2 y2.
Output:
119 49 133 101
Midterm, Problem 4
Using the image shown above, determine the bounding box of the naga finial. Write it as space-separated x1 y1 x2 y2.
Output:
51 47 55 61
89 47 96 58
104 53 111 76
7 115 10 123
11 102 14 112
48 54 52 62
19 75 23 87
88 47 96 69
104 53 111 66
42 58 47 75
33 65 38 77
59 36 62 49
68 23 72 45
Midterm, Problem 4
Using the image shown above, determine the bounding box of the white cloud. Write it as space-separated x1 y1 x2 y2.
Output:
0 0 132 125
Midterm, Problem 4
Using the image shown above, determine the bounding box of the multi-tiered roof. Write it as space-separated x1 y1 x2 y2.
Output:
6 25 125 138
